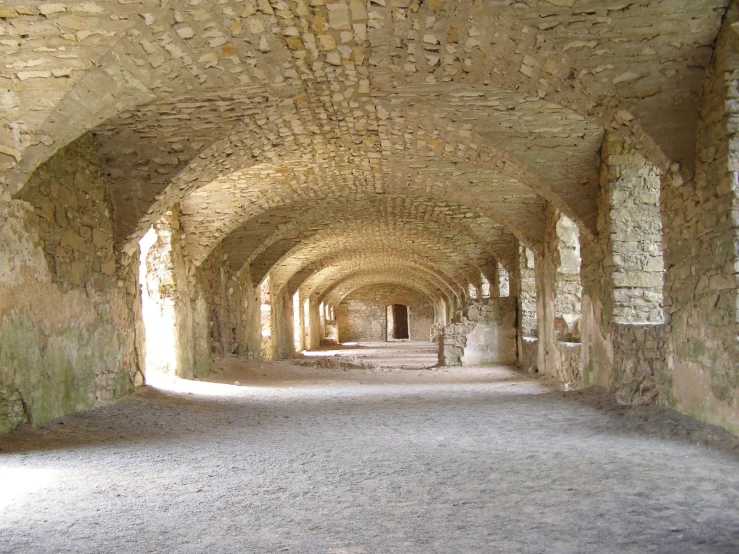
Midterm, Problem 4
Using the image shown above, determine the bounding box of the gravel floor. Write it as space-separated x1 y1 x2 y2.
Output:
1 342 738 554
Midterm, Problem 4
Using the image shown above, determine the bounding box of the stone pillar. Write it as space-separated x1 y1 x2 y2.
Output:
308 298 321 349
535 210 558 377
488 263 500 298
602 136 664 324
580 135 665 395
516 243 538 371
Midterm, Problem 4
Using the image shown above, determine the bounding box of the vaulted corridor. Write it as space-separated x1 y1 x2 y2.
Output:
2 1 739 550
2 344 738 553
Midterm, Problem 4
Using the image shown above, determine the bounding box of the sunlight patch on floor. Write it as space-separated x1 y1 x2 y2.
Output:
0 467 59 511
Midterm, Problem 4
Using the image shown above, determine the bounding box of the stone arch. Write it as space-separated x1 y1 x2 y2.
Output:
321 269 450 308
221 216 504 291
1 0 706 226
300 254 458 303
191 192 516 272
261 222 487 295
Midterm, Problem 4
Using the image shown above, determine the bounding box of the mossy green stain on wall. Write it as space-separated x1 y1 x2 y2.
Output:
0 309 133 431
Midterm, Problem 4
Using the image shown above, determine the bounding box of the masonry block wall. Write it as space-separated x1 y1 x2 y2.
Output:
439 298 517 367
336 285 435 342
0 134 139 433
0 1 737 437
660 10 739 432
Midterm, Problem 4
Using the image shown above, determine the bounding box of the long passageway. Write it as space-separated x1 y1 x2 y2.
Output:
2 343 738 554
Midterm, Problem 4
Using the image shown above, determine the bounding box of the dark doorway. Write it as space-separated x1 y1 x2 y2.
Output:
390 304 409 340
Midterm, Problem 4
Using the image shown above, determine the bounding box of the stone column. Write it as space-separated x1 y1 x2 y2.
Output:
601 135 664 324
535 208 559 377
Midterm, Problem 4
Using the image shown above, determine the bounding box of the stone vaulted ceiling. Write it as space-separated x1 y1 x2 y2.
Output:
0 0 729 303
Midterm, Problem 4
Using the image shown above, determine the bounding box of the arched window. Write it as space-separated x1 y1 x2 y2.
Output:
497 263 510 297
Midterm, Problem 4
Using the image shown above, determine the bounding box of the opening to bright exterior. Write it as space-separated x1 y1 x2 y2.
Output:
260 276 272 339
138 224 178 377
468 283 478 300
481 274 491 298
293 291 302 352
498 262 510 298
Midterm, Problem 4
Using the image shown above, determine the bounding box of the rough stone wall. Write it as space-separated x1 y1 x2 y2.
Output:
661 8 739 433
602 136 664 324
580 234 614 391
230 268 261 361
535 206 586 384
0 133 139 434
14 133 118 290
271 287 295 361
580 137 621 391
536 205 569 378
439 298 517 367
612 323 667 406
555 342 582 385
579 137 669 403
325 321 338 343
195 244 232 358
520 337 538 373
336 285 434 342
553 212 582 341
518 245 537 337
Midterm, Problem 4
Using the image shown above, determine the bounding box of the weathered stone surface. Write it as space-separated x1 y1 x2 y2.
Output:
1 135 138 433
440 298 517 366
0 1 738 439
336 284 434 342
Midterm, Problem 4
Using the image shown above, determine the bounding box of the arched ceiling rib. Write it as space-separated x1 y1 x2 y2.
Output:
326 277 443 309
263 222 486 294
110 109 593 252
4 0 718 198
296 253 460 302
181 166 535 265
193 194 514 276
319 270 450 306
1 0 727 306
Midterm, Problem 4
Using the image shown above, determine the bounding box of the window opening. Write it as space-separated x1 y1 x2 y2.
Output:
259 276 272 338
481 274 491 298
468 283 478 300
138 224 178 377
498 263 510 297
554 214 582 342
519 246 537 337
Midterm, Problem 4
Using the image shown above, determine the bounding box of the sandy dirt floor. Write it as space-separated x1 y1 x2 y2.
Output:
1 341 738 553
